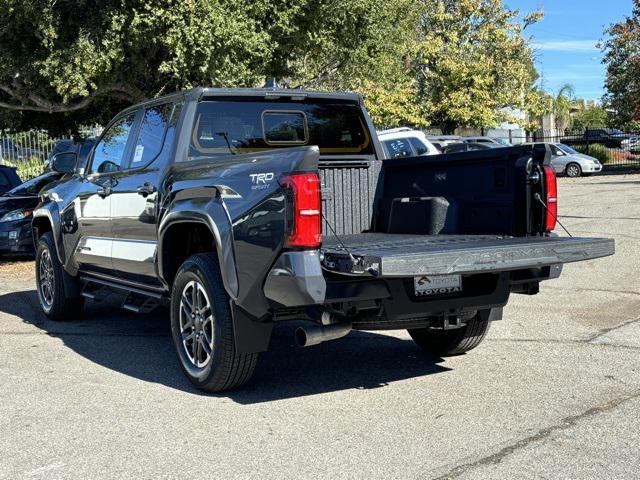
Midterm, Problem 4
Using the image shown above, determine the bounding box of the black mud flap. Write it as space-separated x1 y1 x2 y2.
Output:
231 303 274 354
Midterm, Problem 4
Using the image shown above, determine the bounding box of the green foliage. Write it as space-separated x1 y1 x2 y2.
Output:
413 0 542 133
602 0 640 126
572 106 609 129
0 0 416 133
552 84 575 130
574 144 609 164
5 157 46 180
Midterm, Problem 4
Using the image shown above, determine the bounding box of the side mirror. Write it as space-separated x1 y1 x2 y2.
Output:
51 152 77 174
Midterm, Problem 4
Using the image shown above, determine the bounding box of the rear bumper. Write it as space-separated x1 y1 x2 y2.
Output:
262 235 613 321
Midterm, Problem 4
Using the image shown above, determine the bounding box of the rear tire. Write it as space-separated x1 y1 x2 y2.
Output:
565 162 582 177
170 252 258 392
35 232 84 320
408 314 490 356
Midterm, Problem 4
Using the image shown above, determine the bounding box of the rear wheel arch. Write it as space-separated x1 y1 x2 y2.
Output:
159 218 238 298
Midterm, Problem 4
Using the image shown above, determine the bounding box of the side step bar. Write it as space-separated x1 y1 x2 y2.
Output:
80 274 163 313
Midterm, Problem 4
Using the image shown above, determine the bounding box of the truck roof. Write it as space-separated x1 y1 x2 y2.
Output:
116 87 364 118
199 87 363 104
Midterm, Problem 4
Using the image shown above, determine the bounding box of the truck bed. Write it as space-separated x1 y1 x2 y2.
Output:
320 233 614 277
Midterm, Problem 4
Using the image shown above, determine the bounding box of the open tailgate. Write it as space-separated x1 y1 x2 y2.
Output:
320 233 614 277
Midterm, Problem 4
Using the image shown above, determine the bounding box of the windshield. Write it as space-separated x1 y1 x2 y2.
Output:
606 128 624 135
493 138 511 147
189 99 373 157
557 144 578 155
3 173 57 197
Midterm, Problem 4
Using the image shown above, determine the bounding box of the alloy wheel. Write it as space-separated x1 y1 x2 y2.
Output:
566 164 581 177
38 248 55 308
179 280 215 368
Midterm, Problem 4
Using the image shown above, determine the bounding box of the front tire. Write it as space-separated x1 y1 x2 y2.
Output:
408 314 490 356
35 232 84 320
565 162 582 177
170 253 258 392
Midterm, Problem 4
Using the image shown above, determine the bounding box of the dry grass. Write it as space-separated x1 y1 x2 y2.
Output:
0 258 35 280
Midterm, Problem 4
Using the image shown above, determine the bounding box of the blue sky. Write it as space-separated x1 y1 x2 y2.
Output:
508 0 633 101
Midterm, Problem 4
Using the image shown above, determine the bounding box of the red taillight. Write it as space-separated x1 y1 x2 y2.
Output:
543 165 557 231
282 173 321 248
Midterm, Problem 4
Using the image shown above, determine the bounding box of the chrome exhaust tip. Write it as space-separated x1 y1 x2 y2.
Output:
295 322 352 347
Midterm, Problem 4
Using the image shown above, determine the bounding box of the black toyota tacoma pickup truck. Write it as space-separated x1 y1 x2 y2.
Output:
34 87 614 392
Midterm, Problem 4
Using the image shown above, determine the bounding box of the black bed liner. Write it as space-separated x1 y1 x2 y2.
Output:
320 233 614 277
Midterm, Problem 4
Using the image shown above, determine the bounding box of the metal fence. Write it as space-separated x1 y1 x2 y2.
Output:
0 127 101 165
527 128 640 169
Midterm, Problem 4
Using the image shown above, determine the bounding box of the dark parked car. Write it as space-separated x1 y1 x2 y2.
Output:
0 165 21 195
0 138 94 256
0 172 63 255
33 87 613 392
0 137 44 161
562 128 630 148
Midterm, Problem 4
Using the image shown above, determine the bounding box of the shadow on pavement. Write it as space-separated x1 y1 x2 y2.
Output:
0 289 451 403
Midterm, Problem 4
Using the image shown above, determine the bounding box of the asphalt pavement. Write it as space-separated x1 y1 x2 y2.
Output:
0 173 639 479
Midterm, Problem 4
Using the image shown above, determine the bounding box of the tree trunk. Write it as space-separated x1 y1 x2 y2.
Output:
440 120 458 135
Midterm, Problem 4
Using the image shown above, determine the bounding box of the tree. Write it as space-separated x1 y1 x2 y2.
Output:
572 105 608 129
551 83 575 131
601 0 640 127
0 0 415 133
412 0 542 133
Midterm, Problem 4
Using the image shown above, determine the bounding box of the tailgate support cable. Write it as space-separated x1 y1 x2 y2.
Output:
321 212 357 264
534 193 573 237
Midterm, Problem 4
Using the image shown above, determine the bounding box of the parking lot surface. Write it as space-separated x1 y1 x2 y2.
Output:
1 174 639 479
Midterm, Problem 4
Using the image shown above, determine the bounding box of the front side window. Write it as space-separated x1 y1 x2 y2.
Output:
90 113 136 174
384 139 413 158
131 104 174 166
550 144 563 156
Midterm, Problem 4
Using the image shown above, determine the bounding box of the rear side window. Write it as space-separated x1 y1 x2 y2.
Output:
408 138 429 155
384 139 413 158
131 103 174 166
263 111 307 144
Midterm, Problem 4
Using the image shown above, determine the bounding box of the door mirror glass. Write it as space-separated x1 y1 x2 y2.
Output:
51 152 77 174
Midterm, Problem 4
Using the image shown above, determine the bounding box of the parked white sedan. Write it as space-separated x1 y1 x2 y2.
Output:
530 142 603 177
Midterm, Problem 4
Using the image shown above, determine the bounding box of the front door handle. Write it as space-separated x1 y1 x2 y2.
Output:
137 182 156 197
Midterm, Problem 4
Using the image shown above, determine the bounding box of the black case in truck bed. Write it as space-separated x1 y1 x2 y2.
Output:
32 87 614 392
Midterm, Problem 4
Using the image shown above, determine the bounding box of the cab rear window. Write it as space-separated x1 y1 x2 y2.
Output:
189 99 372 157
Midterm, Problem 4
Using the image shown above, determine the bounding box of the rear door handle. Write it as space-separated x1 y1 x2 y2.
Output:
137 182 156 197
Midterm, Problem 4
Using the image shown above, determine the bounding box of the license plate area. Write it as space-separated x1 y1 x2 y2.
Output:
414 275 462 296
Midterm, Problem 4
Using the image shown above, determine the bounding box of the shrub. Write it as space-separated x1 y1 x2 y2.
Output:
5 157 46 180
574 144 611 164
